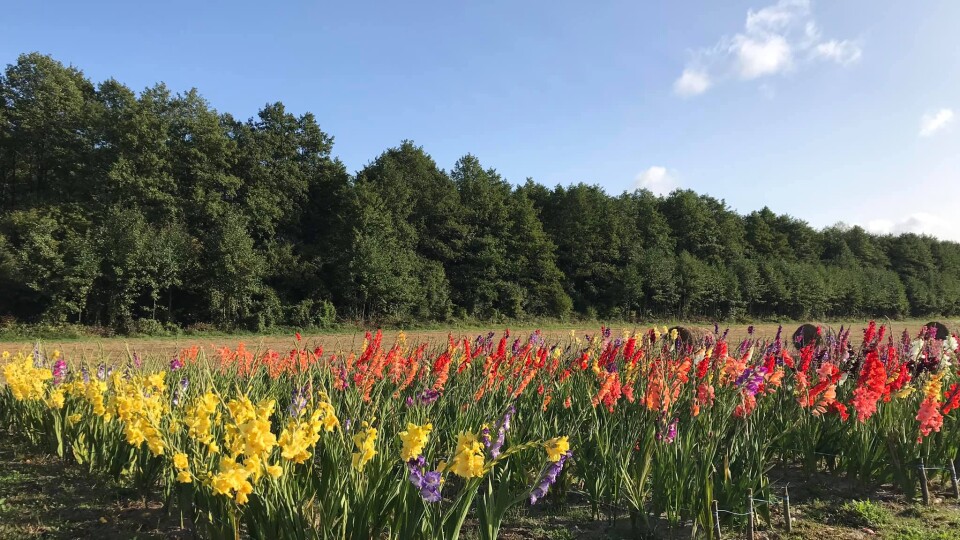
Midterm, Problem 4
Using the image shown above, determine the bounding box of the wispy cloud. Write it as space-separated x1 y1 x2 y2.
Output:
634 166 678 196
673 0 862 96
919 108 955 137
813 40 862 65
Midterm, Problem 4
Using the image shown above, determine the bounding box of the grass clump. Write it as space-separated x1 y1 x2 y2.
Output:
836 499 891 528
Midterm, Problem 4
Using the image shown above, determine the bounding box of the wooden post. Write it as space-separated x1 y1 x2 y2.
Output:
712 500 722 540
919 460 931 506
949 460 960 501
747 489 755 540
783 485 792 533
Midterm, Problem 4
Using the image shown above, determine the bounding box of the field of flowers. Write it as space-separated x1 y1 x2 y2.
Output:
1 323 959 539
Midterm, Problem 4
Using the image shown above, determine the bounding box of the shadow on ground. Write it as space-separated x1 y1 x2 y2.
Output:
0 429 187 539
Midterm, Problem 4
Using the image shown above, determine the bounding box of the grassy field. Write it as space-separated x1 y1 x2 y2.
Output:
2 320 955 360
3 429 960 540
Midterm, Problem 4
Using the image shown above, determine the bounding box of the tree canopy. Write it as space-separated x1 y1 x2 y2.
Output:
1 53 957 331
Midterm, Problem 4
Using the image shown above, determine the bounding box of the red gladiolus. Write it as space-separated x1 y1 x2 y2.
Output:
850 349 887 422
734 393 757 418
695 357 709 379
798 344 815 374
942 383 960 414
828 401 850 422
917 398 944 441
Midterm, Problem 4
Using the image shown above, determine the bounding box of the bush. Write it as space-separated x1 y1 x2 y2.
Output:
287 299 337 329
133 318 168 336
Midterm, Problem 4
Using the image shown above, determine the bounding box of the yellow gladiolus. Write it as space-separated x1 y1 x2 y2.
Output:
398 422 432 461
544 436 570 462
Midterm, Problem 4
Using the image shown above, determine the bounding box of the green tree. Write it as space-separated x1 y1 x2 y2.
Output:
201 210 265 328
0 52 100 209
347 182 429 322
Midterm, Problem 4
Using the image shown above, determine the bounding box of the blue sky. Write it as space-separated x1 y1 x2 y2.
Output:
3 1 958 238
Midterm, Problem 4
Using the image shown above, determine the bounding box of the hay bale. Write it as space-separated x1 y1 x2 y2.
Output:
667 326 709 347
791 323 835 350
923 321 950 341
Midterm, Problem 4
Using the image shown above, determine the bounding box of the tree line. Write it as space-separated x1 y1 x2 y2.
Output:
1 53 958 332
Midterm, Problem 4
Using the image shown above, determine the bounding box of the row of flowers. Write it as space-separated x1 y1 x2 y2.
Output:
1 322 958 538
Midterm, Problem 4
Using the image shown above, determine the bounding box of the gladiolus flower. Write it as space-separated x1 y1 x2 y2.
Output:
544 436 570 462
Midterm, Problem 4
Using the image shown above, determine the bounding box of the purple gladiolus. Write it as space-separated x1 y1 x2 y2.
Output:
405 389 441 407
97 363 106 381
480 425 492 448
736 366 767 397
666 418 678 442
407 456 442 503
530 451 571 505
288 386 309 417
418 388 440 405
490 405 515 459
173 377 189 406
133 353 142 368
170 357 184 371
657 418 679 443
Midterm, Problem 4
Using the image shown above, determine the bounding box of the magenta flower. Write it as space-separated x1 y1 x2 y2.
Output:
52 359 67 386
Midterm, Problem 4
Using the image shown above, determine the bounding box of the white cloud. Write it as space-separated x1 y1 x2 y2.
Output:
673 68 712 96
675 0 861 96
865 219 893 235
866 213 960 242
814 40 863 65
735 34 793 79
634 166 678 196
919 108 955 137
